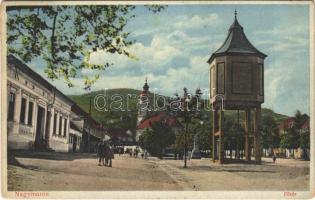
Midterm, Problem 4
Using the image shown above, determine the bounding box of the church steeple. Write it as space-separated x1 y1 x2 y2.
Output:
137 77 150 125
143 77 149 92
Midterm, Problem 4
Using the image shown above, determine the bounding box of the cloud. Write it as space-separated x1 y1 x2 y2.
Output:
174 13 220 29
253 24 309 55
88 35 182 73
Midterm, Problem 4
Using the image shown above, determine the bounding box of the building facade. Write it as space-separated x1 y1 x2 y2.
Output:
7 55 108 152
7 55 73 152
274 115 310 159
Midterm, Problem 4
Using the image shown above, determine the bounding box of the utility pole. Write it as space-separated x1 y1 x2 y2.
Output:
184 110 189 168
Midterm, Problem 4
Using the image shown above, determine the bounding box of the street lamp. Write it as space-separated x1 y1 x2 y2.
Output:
84 85 92 153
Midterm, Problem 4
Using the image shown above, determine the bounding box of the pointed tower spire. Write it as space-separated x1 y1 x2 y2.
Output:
234 9 237 19
143 77 149 92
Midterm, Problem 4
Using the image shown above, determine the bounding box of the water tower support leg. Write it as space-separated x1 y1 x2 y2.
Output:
212 110 217 163
254 105 262 163
219 107 224 164
244 109 251 161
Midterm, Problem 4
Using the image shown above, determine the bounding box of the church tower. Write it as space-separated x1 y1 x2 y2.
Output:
137 77 150 125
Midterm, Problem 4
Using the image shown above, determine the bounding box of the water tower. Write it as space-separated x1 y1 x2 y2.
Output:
208 11 267 164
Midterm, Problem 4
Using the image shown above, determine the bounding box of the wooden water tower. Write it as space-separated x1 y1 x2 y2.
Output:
208 11 267 164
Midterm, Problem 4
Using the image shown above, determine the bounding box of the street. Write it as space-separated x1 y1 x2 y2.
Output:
8 151 309 191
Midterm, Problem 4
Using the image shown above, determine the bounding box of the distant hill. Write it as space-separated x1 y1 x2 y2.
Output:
68 88 288 130
68 88 141 131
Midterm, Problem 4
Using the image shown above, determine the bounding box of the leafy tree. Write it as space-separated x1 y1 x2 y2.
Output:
223 118 244 158
197 123 212 151
7 5 165 88
300 131 310 160
138 121 175 158
280 127 299 150
294 110 305 129
261 114 280 149
294 110 310 160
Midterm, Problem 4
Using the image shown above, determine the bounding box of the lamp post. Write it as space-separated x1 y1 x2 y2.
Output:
84 85 92 153
181 87 202 168
183 88 190 168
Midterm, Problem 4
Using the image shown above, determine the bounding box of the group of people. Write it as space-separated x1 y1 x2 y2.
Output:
97 140 114 167
128 148 148 159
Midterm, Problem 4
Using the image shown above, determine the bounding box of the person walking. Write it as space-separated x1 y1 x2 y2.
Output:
97 141 105 166
108 146 113 167
272 154 277 163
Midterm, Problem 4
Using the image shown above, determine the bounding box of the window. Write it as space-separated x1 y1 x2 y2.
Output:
258 64 263 96
20 98 26 123
27 101 33 126
59 116 62 136
210 66 215 97
217 63 225 94
53 113 57 135
63 118 67 137
232 62 253 94
8 92 15 121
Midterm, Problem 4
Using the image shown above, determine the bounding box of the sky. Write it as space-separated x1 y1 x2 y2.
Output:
25 4 310 116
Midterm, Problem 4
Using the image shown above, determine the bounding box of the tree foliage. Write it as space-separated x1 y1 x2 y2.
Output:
223 118 244 151
7 5 164 88
138 121 175 157
261 114 280 149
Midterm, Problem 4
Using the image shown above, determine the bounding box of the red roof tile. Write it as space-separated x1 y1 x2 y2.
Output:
137 112 181 129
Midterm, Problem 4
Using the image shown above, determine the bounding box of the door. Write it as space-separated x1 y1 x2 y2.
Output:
73 135 77 152
45 110 51 145
35 106 45 147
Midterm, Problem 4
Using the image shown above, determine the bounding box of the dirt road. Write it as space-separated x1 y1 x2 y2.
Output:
7 151 309 191
8 152 182 191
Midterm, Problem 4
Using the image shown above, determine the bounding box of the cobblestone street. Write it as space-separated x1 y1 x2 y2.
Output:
7 151 309 191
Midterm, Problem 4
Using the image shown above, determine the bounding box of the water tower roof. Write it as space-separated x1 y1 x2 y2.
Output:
208 13 267 64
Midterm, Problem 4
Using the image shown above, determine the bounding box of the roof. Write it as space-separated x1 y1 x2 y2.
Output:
70 121 82 132
208 15 267 64
71 104 106 131
137 112 182 129
7 54 74 106
277 117 295 130
278 117 310 130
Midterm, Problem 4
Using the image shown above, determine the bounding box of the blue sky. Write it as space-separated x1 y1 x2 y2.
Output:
27 4 310 116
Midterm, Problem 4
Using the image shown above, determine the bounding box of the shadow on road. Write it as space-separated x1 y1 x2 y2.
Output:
184 165 276 173
8 152 40 170
8 150 97 162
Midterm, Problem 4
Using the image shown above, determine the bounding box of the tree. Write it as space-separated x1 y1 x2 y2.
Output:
223 118 244 159
300 131 310 160
280 128 299 151
138 121 175 158
294 110 310 160
7 5 165 88
261 114 280 150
